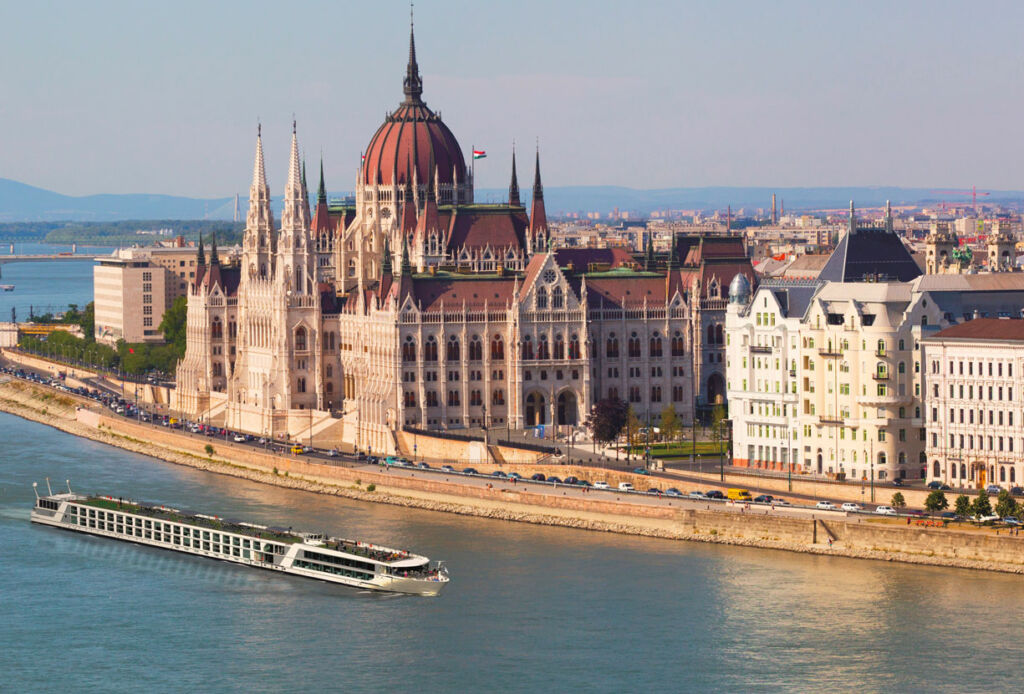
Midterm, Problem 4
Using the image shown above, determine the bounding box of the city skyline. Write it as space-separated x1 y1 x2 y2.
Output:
2 1 1024 198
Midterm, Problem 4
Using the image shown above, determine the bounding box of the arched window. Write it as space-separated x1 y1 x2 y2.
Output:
211 318 223 339
554 334 565 359
960 463 967 479
446 336 460 362
707 324 715 344
491 335 505 360
876 361 887 379
877 339 886 355
295 327 307 351
568 334 580 360
933 461 940 478
492 389 505 405
551 287 563 309
628 332 641 358
650 334 663 357
715 325 724 344
898 361 906 374
297 377 306 393
671 331 685 357
606 333 619 358
898 452 906 465
538 335 550 360
469 336 483 361
522 335 534 360
402 336 416 362
424 336 438 362
347 259 355 277
536 287 547 310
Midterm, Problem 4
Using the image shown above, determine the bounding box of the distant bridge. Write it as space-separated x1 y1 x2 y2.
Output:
0 254 104 277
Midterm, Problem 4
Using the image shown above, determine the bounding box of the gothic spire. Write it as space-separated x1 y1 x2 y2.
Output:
281 120 310 231
644 232 653 270
382 235 393 275
252 123 267 189
197 235 205 267
401 230 412 275
509 145 521 207
532 146 544 200
885 199 893 234
210 232 219 266
317 158 327 205
403 7 423 104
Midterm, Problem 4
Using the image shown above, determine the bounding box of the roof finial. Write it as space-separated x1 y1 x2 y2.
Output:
403 3 423 104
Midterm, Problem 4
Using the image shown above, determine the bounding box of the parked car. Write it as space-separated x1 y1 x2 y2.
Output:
563 476 579 485
688 491 708 500
875 505 897 516
891 479 905 487
327 449 339 457
547 476 562 484
632 467 650 476
618 482 635 491
417 462 431 469
530 473 546 482
646 487 662 495
507 472 522 480
233 434 246 443
986 484 1003 495
926 481 943 490
1010 487 1024 497
462 467 480 475
705 490 725 500
290 445 305 454
753 495 774 504
491 470 507 478
593 481 610 490
815 501 836 510
577 480 591 488
773 498 792 506
841 503 863 512
665 488 683 497
441 465 456 473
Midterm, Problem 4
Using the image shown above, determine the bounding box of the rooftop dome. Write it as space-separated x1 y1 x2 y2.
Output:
729 272 751 304
360 24 466 188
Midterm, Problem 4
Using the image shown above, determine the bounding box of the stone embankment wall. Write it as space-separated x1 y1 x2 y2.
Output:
3 376 1024 575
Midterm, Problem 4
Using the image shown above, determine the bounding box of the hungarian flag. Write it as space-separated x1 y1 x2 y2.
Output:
473 150 487 160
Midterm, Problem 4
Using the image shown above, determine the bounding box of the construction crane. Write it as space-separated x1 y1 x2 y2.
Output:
930 186 990 212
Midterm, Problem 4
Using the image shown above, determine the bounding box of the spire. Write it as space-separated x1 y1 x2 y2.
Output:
667 233 679 269
302 159 307 193
210 232 219 266
509 145 521 206
532 146 544 200
403 6 423 104
529 145 548 245
281 120 310 232
317 158 327 204
252 122 267 189
644 232 654 270
382 235 393 275
401 231 412 275
197 236 206 267
848 200 856 236
885 199 893 234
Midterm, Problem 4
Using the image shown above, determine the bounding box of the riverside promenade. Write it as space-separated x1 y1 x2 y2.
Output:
2 373 1024 574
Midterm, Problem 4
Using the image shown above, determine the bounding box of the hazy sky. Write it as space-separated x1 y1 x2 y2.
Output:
2 0 1024 198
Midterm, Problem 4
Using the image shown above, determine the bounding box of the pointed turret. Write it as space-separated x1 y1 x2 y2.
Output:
381 235 393 276
885 200 893 234
281 120 311 233
400 230 412 276
312 157 332 234
242 123 274 282
197 236 206 267
848 200 856 236
403 8 424 104
509 146 521 206
529 147 548 248
210 232 219 266
644 232 654 270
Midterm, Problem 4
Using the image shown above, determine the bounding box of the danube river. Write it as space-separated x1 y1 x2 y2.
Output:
2 412 1023 692
0 243 111 320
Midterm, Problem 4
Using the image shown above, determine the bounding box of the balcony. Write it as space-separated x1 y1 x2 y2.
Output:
818 350 843 358
872 372 889 381
857 393 912 407
750 345 772 354
818 416 845 426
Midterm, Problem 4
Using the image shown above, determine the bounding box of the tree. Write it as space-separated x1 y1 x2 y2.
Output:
659 405 680 444
995 490 1018 519
159 295 188 357
924 490 949 513
204 444 214 457
954 494 972 517
79 301 95 343
971 490 992 518
890 491 906 509
625 406 643 449
587 397 628 446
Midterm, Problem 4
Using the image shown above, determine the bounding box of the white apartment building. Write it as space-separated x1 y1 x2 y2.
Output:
93 255 167 345
922 318 1024 490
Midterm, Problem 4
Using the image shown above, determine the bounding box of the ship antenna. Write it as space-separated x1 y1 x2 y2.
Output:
45 477 53 496
66 479 73 494
32 482 39 500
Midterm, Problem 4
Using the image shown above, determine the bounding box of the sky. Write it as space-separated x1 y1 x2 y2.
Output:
2 0 1024 198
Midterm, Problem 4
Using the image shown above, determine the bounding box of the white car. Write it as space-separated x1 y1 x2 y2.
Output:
233 434 246 443
815 501 836 510
618 482 634 492
593 481 610 490
874 505 897 516
773 498 792 506
688 491 708 500
841 503 863 512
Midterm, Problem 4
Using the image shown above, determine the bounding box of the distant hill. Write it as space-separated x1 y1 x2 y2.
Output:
1 177 1022 222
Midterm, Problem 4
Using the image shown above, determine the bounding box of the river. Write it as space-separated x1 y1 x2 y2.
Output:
0 243 112 321
1 411 1022 692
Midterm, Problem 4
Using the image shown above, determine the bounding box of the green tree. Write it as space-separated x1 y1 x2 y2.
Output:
625 406 643 449
891 491 906 509
659 405 680 444
204 444 214 457
79 301 95 343
924 490 949 513
586 398 628 446
995 490 1018 519
159 296 188 357
971 490 992 518
954 494 972 517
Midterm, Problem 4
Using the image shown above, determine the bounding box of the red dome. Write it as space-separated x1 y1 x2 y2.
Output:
362 102 466 187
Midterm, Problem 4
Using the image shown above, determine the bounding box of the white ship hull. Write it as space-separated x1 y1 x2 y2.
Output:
31 492 449 597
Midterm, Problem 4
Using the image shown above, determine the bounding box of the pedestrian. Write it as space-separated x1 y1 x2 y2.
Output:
827 537 833 549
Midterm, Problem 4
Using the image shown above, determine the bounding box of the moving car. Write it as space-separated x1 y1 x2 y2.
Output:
327 449 339 457
417 462 431 469
705 490 725 500
290 444 305 454
753 495 774 504
665 488 683 497
593 481 610 490
632 467 650 476
874 505 897 516
841 503 863 512
441 465 456 473
727 488 752 502
618 482 635 492
815 501 836 510
530 473 546 482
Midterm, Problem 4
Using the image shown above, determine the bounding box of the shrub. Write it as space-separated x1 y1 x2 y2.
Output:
204 444 214 457
367 484 376 492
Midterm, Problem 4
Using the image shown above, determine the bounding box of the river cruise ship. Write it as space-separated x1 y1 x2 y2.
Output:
30 486 449 596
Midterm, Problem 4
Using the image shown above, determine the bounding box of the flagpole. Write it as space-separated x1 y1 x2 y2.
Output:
471 143 474 185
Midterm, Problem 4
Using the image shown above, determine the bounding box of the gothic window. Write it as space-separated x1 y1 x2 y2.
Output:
715 325 724 344
402 337 416 362
707 324 715 344
211 318 223 339
446 336 460 361
606 333 619 358
447 390 460 407
404 391 416 407
424 337 438 362
671 331 685 357
491 335 504 360
522 336 535 360
469 336 483 361
536 287 547 310
492 389 505 405
470 390 482 406
551 287 564 309
608 387 619 400
568 334 580 360
651 386 662 402
628 333 641 358
348 259 356 277
650 334 663 357
629 386 641 403
673 385 684 402
295 327 307 352
297 377 306 393
554 334 565 360
426 391 439 407
326 382 333 393
537 335 550 360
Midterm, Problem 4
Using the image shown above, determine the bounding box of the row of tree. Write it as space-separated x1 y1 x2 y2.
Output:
921 488 1022 519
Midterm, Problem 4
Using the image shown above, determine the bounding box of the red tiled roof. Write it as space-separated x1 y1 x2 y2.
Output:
927 318 1024 342
410 277 517 311
446 207 529 253
584 276 668 308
